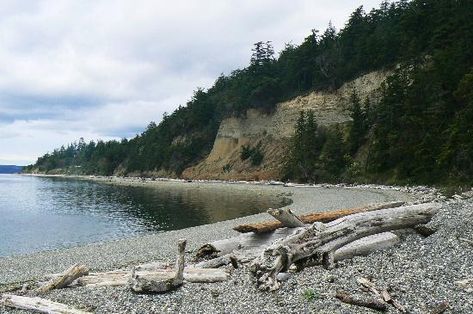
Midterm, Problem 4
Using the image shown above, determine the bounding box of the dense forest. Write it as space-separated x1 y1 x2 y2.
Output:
25 0 473 186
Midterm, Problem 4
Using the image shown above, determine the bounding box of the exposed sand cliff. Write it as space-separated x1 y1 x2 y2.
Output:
183 70 390 180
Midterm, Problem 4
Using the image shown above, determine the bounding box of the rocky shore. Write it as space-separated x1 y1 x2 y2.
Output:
2 178 471 313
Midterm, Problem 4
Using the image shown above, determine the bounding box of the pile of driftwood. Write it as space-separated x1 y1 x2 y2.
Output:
1 201 441 313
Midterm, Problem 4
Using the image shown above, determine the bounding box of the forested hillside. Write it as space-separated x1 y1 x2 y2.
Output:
25 0 473 186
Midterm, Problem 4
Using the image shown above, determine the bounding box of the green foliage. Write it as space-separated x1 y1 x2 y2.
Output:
240 143 264 166
284 110 349 183
240 145 252 161
222 164 232 173
302 288 318 302
348 90 368 155
250 148 264 166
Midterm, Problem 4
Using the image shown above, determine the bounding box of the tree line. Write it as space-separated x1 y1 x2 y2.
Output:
25 0 473 186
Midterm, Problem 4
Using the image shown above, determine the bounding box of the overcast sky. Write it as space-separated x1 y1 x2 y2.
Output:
0 0 383 165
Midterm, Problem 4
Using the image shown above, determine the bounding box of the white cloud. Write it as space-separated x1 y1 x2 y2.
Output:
0 0 382 165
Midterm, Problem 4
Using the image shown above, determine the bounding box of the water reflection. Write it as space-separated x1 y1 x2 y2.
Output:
0 175 288 256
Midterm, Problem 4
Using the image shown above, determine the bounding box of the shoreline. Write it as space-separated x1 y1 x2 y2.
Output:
4 177 464 313
0 177 420 286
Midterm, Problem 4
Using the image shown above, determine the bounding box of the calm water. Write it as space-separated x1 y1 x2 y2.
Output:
0 175 287 257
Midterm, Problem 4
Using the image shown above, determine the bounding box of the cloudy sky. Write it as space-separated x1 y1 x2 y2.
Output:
0 0 382 165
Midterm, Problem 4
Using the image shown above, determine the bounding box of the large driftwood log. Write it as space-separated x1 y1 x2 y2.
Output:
37 264 89 293
252 203 438 290
196 232 399 269
234 201 406 233
267 208 304 227
75 267 228 287
1 294 91 314
195 227 300 259
129 239 186 293
333 232 399 262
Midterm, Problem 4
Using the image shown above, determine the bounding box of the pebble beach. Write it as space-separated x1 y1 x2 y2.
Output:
2 178 471 313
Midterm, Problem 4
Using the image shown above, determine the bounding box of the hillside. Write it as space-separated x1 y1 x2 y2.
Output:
183 70 389 180
24 0 473 186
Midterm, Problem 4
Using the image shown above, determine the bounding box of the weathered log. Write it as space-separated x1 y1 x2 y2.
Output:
196 255 232 268
129 239 186 293
358 277 406 312
198 232 399 271
195 227 301 259
233 201 406 233
357 277 381 297
37 264 89 293
252 203 438 291
1 294 91 314
267 208 304 227
335 290 387 312
334 232 399 261
76 267 229 287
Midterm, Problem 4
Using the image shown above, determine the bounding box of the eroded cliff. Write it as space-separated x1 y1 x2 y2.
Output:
182 70 389 180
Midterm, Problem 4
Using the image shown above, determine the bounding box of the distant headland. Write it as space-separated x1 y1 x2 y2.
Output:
0 165 23 174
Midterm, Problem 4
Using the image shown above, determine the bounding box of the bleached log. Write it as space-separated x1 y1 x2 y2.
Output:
267 208 304 227
195 227 301 259
37 264 89 293
129 239 186 293
234 201 406 233
253 203 438 291
333 232 399 261
197 232 399 271
76 267 229 287
1 294 91 314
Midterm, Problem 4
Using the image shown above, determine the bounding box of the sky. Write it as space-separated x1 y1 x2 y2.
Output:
0 0 383 165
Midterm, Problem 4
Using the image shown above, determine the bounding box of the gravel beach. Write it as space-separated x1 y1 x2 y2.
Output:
2 179 471 313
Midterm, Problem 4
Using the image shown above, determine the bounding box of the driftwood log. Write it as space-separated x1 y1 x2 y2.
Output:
196 227 299 260
333 232 399 261
234 201 406 233
267 208 304 227
73 267 228 288
1 294 91 314
198 202 406 260
129 239 186 293
37 264 89 293
336 290 387 312
196 231 399 269
252 203 438 290
356 277 406 312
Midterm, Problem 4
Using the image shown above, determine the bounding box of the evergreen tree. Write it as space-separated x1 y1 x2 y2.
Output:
348 89 365 154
